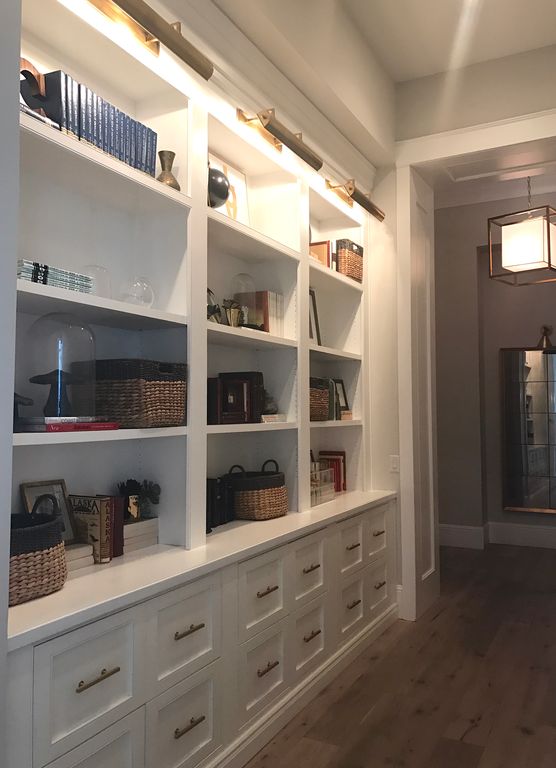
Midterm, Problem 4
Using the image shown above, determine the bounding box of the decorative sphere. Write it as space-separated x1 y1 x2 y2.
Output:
208 167 230 208
121 277 155 308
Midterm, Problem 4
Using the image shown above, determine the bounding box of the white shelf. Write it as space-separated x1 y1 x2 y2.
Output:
309 258 363 294
309 343 361 362
17 280 188 329
207 322 297 351
310 420 363 428
207 422 297 435
20 112 192 214
308 184 363 228
13 426 187 447
208 209 300 264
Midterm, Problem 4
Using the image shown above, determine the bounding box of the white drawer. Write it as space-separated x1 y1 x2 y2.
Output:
146 573 222 694
292 531 327 608
293 596 327 679
338 516 365 575
46 709 145 768
239 619 290 723
365 504 388 562
367 559 390 620
146 663 221 768
338 571 366 642
34 608 145 767
238 547 289 641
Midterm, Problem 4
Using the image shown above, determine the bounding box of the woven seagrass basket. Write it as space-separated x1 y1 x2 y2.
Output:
310 377 330 421
9 496 67 606
223 461 288 521
337 242 363 283
88 359 187 428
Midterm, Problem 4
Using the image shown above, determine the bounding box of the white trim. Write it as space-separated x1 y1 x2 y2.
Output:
201 606 398 768
488 521 556 550
439 524 486 550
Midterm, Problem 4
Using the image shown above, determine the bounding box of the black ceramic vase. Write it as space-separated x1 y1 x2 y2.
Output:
208 166 230 208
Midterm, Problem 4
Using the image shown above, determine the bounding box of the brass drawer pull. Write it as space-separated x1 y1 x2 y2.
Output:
257 585 279 599
346 542 361 551
257 659 280 678
303 628 322 644
347 598 361 610
174 622 206 641
302 563 321 575
76 666 121 693
373 529 386 538
374 580 387 590
174 715 206 740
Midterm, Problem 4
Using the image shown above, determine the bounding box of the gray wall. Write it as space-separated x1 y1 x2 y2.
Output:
435 194 556 529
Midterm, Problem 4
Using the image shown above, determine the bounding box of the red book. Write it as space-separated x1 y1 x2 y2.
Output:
45 422 120 432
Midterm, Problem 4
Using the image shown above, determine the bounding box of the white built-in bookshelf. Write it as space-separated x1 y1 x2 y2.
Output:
11 0 374 607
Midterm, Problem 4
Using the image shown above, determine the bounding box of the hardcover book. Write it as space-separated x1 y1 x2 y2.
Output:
69 494 113 563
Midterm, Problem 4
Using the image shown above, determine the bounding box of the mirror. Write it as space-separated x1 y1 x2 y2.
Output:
501 348 556 512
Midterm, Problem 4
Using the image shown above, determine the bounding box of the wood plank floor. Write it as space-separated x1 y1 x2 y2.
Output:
246 545 556 768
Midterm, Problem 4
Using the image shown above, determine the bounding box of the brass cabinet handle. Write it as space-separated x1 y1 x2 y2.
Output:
76 666 121 693
257 585 279 599
373 529 386 538
346 542 361 551
347 598 361 610
257 659 280 678
303 628 322 644
174 715 206 740
302 563 321 575
174 622 206 641
374 580 387 590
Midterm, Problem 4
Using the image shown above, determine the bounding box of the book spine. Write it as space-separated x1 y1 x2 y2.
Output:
145 125 151 175
130 118 137 169
44 71 68 133
124 113 131 165
138 124 147 172
99 498 112 563
108 104 115 157
79 83 87 143
86 87 94 146
262 291 270 333
65 75 74 138
149 128 157 176
114 108 121 160
100 97 108 152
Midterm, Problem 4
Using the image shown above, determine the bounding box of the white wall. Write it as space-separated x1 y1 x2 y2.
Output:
398 45 556 141
0 1 21 761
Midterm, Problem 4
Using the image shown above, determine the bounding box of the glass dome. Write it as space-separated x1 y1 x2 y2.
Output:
27 313 96 418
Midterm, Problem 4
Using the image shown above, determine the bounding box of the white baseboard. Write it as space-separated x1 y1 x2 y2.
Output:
204 604 399 768
488 521 556 549
439 523 486 550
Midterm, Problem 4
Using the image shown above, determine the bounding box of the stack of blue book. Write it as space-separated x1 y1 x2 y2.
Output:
18 260 93 294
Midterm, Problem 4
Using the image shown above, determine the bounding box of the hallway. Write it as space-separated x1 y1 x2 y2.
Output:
246 545 556 768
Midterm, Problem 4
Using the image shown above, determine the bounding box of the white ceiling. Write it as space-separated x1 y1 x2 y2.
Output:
342 0 556 82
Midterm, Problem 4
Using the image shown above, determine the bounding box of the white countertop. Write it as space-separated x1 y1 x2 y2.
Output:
8 489 396 651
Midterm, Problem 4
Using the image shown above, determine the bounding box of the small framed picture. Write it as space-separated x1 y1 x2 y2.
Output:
309 288 321 345
334 379 349 412
208 153 249 225
20 479 77 543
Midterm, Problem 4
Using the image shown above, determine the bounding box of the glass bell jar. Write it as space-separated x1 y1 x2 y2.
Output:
231 272 256 327
27 313 96 418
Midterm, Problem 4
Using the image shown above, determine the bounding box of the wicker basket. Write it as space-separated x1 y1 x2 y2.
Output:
86 359 187 428
9 497 67 606
223 461 288 521
310 377 330 421
336 239 363 283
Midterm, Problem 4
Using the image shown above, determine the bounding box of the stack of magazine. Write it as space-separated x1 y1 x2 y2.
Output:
18 260 93 294
15 416 119 433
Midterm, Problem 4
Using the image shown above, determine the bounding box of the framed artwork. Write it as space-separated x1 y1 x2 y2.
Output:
309 288 321 345
333 379 349 412
208 153 249 225
20 478 77 543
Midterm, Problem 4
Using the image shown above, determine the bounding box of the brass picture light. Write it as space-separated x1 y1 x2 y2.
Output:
326 179 385 222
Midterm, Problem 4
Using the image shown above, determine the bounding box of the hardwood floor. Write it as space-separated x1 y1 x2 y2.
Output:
246 545 556 768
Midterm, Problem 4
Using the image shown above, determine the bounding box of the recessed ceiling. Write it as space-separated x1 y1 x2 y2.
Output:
342 0 556 82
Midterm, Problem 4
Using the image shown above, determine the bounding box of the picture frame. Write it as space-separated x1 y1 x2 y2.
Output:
208 153 249 225
309 288 321 345
333 379 349 417
20 478 77 544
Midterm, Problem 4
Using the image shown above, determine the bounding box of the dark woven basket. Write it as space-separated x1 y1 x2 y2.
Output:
9 497 67 606
223 461 288 521
337 244 363 283
78 358 187 428
310 377 330 421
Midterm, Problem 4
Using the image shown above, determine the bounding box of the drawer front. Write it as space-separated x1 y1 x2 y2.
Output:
149 573 221 694
238 548 289 641
47 709 145 768
34 609 144 766
146 663 221 768
339 517 365 575
239 619 290 723
365 504 388 562
367 559 390 619
292 532 327 607
339 571 366 641
293 596 327 678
